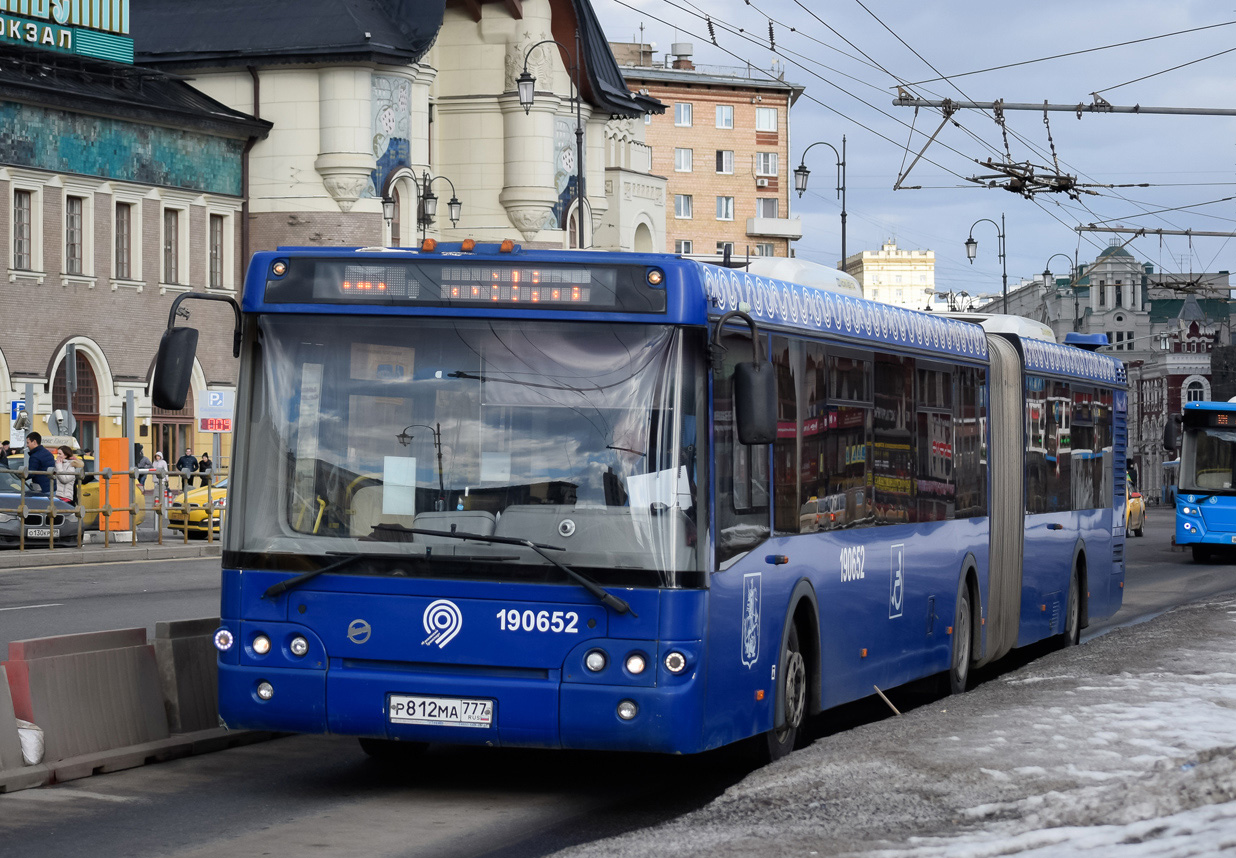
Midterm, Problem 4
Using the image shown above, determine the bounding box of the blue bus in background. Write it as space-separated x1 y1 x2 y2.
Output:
1175 401 1236 562
151 242 1126 762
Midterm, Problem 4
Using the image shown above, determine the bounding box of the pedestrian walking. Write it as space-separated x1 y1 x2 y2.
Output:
175 448 197 492
197 451 213 487
153 452 169 499
134 443 152 494
0 439 11 469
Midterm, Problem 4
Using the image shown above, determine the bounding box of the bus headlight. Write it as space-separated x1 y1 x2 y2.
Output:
625 653 647 675
617 700 638 721
585 650 608 672
256 681 274 701
664 651 687 674
252 634 272 655
213 629 234 652
289 636 309 657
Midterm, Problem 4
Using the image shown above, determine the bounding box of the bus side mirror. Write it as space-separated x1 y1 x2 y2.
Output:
1163 415 1180 454
734 360 778 445
152 326 199 411
711 310 777 446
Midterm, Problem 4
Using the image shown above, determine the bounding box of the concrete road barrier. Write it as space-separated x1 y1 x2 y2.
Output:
1 621 275 792
155 617 221 734
4 628 170 764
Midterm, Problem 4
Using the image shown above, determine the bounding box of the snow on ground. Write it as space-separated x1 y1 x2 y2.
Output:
556 596 1236 857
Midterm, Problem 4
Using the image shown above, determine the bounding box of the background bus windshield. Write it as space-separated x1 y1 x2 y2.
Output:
231 316 701 584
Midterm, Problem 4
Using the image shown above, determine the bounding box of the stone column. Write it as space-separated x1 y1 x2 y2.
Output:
314 67 376 212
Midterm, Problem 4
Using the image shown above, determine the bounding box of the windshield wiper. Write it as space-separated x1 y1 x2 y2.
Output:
406 528 637 616
263 552 371 598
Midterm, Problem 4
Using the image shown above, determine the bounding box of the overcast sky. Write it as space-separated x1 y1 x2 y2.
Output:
596 0 1236 305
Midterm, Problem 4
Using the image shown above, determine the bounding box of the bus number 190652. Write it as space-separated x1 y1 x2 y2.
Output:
497 609 580 633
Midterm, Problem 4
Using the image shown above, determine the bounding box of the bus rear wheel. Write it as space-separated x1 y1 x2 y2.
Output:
748 623 806 764
947 579 973 695
1061 570 1081 648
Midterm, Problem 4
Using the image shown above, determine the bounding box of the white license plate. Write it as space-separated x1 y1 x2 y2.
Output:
388 695 494 728
26 528 58 539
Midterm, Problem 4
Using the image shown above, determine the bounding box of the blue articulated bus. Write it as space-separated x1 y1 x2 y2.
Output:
151 242 1127 762
1175 400 1236 561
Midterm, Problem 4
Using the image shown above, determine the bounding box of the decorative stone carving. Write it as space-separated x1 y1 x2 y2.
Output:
315 152 376 213
506 31 556 93
506 205 553 241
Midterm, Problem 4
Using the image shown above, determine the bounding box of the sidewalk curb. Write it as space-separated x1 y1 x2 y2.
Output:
0 543 221 570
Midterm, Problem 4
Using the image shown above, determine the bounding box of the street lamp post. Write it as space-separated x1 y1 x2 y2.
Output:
517 31 586 247
794 136 846 265
965 214 1007 314
381 170 462 244
1044 252 1079 331
396 423 445 510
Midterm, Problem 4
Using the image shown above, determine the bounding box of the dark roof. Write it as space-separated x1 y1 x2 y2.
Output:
571 0 664 116
131 0 445 69
1149 298 1235 324
0 44 269 139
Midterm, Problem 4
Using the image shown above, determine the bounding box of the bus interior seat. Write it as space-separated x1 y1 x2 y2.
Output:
494 504 695 563
413 510 497 544
348 485 416 537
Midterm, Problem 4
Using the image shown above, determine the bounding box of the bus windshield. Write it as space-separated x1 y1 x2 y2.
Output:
231 316 702 585
1181 425 1236 493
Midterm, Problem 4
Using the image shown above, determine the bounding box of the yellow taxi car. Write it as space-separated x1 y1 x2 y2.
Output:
79 479 147 529
1126 476 1146 537
167 477 228 537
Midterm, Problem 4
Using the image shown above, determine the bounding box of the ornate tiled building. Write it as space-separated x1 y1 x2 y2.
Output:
0 5 268 463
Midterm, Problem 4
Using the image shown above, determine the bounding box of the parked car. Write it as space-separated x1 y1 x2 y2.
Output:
1126 476 1146 537
0 471 77 548
79 479 147 529
167 477 228 537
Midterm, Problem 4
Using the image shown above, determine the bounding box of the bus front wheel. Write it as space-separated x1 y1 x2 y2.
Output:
749 623 806 764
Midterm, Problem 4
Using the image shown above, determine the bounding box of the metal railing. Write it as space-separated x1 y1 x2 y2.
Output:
0 464 227 551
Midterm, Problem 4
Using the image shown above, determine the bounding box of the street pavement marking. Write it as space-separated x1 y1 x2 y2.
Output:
0 603 63 612
3 787 139 803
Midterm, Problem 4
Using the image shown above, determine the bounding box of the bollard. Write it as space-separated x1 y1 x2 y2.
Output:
154 618 221 734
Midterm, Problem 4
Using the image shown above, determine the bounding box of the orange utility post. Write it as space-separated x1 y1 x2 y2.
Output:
98 437 130 531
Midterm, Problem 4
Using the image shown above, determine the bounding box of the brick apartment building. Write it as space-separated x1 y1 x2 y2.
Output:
614 41 804 261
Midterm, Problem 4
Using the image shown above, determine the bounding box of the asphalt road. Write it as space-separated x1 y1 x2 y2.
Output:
1 511 1233 858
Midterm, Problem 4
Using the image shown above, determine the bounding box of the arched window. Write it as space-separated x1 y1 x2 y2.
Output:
1185 379 1207 403
52 351 98 450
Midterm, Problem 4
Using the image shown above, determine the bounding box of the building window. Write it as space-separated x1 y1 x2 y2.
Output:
65 195 84 275
755 152 778 176
674 194 693 219
716 196 735 221
717 241 734 257
209 214 225 288
716 104 734 129
674 148 693 172
755 242 775 256
675 240 693 254
755 106 777 131
674 102 693 126
13 189 32 270
163 208 181 284
1187 380 1205 403
756 198 779 218
115 202 132 280
715 150 734 174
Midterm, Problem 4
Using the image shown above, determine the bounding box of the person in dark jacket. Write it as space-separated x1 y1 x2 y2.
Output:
197 452 213 487
174 448 197 491
25 432 54 493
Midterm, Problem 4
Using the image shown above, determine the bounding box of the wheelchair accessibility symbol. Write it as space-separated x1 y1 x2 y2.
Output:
889 543 904 619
